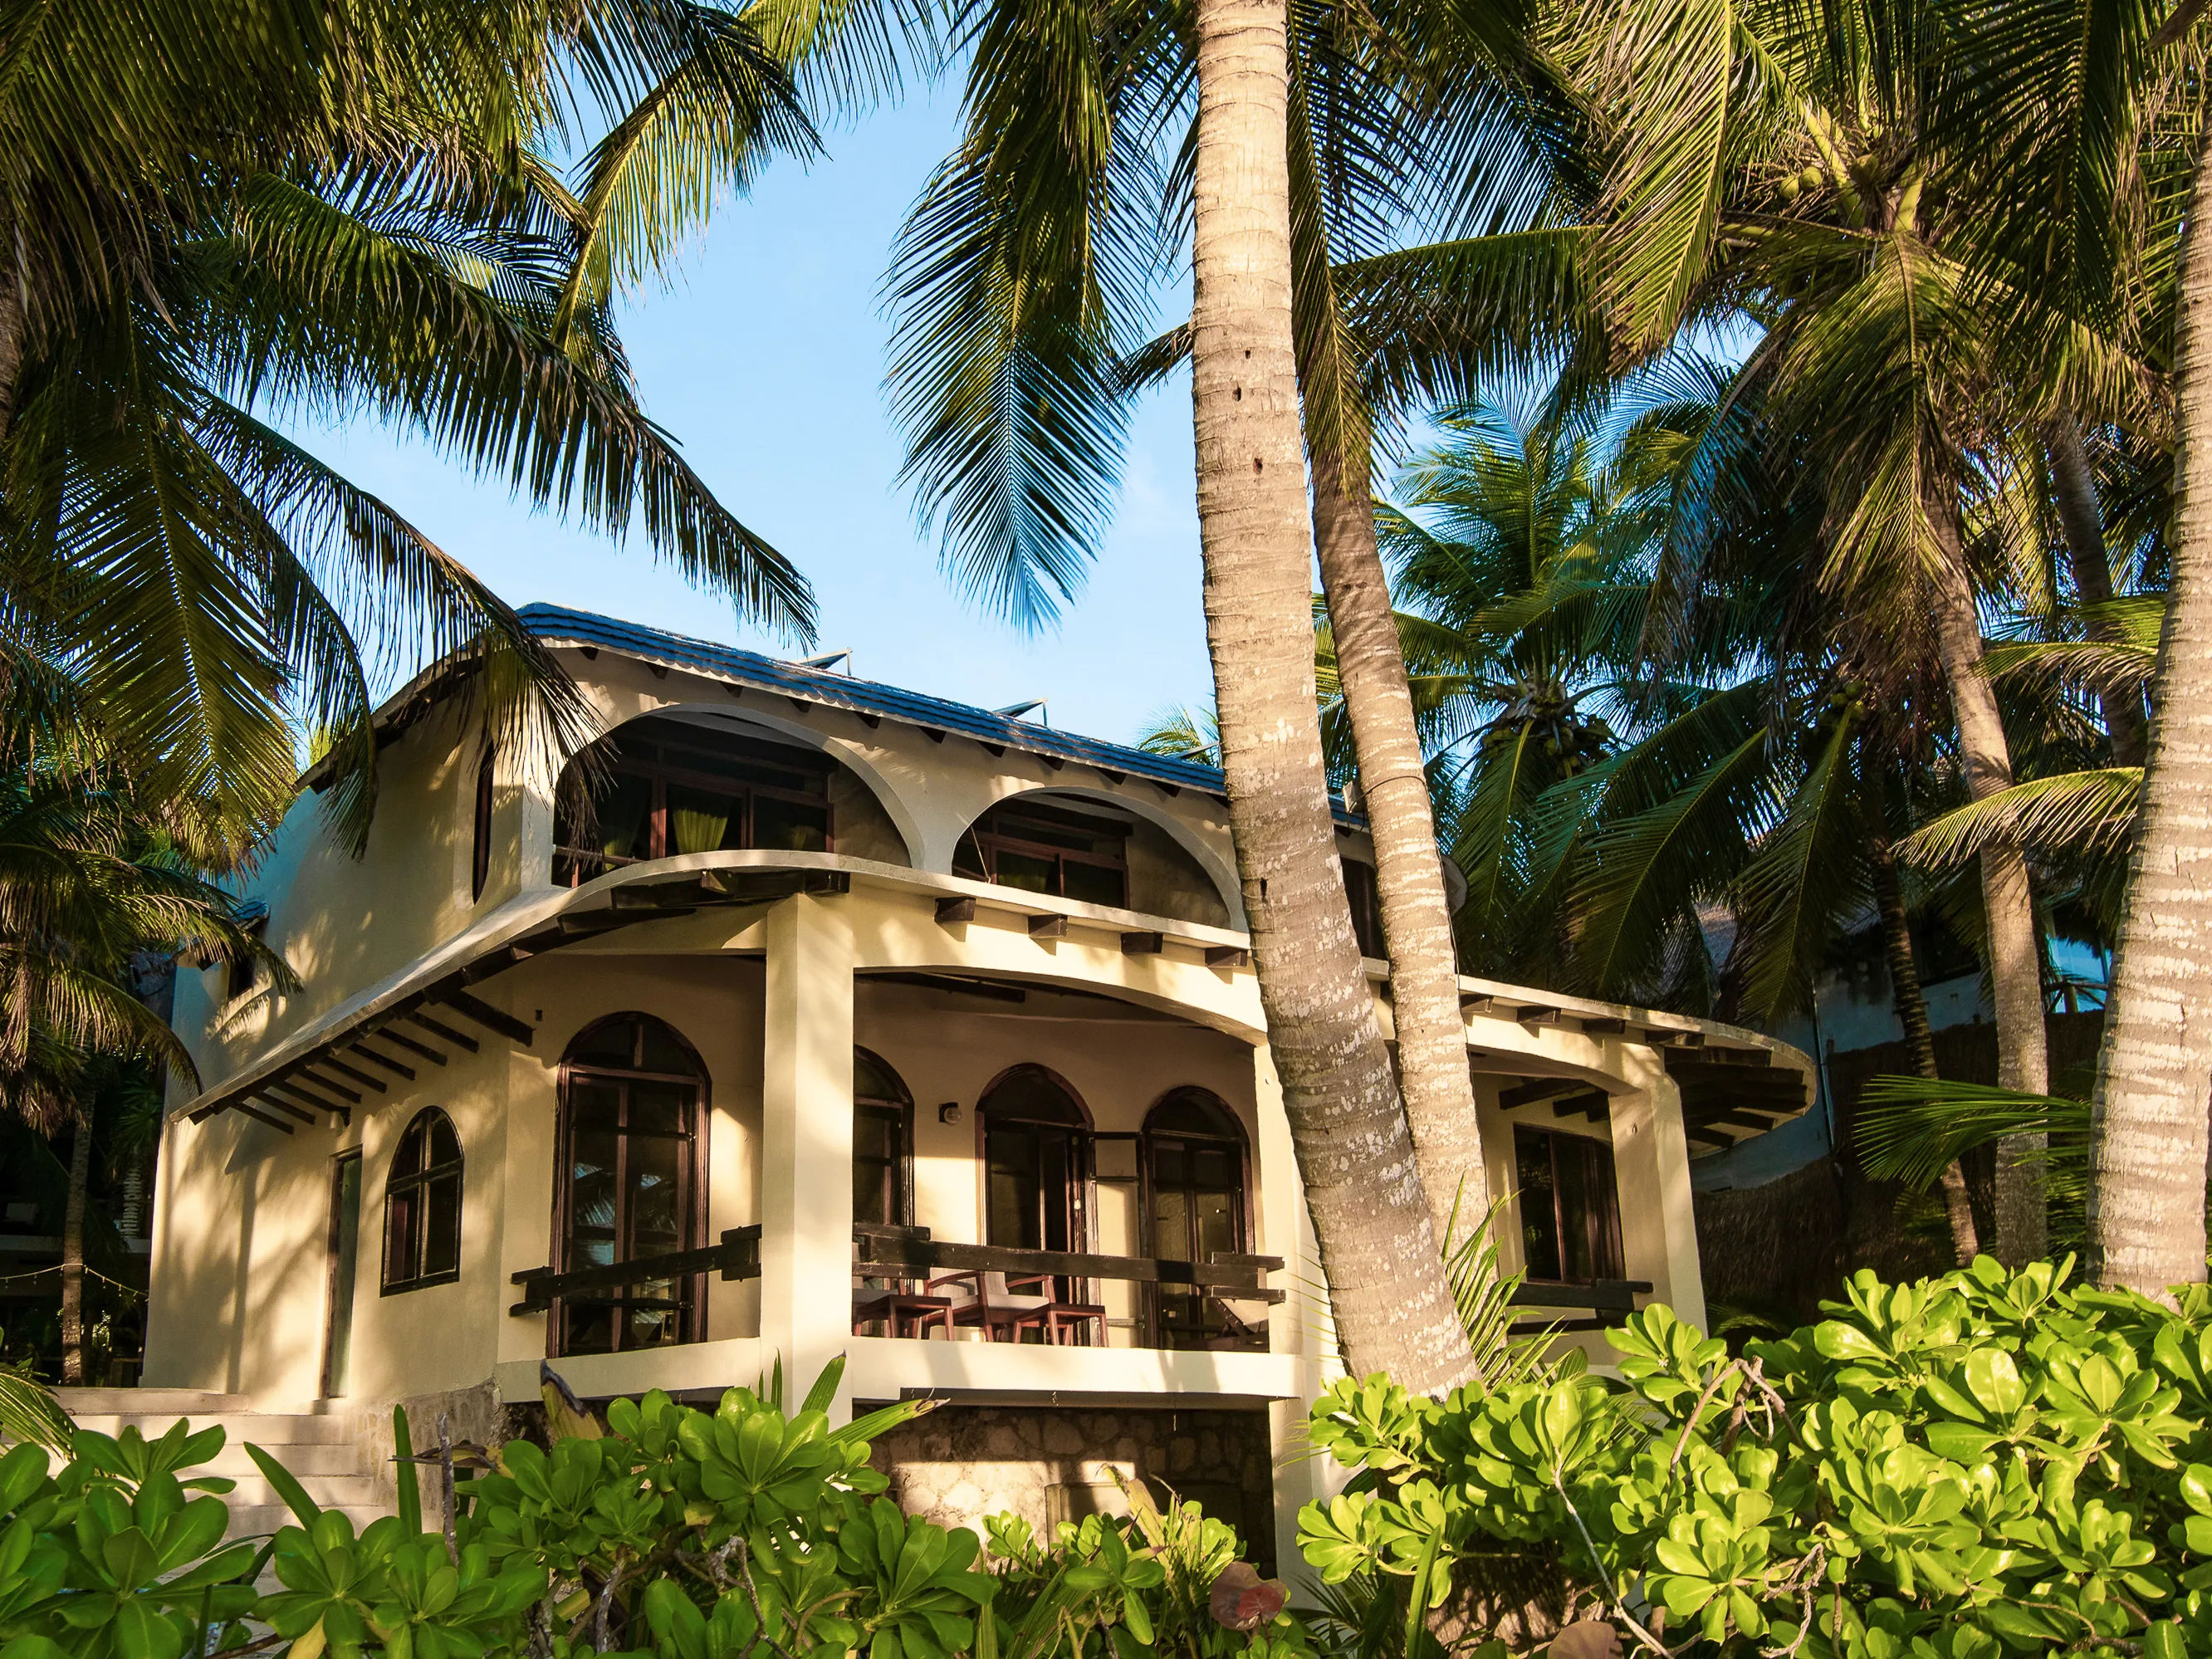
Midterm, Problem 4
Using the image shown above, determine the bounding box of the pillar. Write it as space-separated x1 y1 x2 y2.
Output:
760 893 857 1414
1608 1045 1707 1332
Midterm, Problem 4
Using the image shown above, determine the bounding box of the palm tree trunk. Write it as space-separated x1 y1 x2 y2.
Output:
1310 444 1490 1244
1925 467 2049 1265
1868 825 1979 1260
1190 0 1471 1392
2046 410 2150 769
60 1116 91 1385
0 261 20 449
2084 132 2212 1298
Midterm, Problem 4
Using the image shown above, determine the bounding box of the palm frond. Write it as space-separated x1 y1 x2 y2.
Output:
1857 1075 2088 1189
1896 768 2141 871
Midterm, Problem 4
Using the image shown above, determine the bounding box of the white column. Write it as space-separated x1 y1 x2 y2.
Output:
1608 1045 1707 1332
760 893 856 1415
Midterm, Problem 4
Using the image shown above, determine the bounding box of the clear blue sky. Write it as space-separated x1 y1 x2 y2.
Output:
284 84 1211 749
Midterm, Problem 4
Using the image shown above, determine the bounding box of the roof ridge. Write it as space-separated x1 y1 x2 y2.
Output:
513 603 1324 815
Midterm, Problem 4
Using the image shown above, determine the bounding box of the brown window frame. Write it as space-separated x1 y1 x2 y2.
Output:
551 1014 711 1357
854 1047 914 1231
1140 1089 1258 1352
381 1108 463 1294
1512 1123 1624 1286
954 801 1130 907
555 720 837 886
977 1064 1094 1301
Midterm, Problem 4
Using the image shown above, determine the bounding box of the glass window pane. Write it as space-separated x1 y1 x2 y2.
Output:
597 773 655 860
384 1187 420 1285
392 1119 425 1179
636 1022 695 1078
1149 1090 1240 1138
424 1173 462 1276
667 784 741 854
626 1135 684 1251
1062 861 1127 908
1153 1189 1190 1259
995 849 1055 893
629 1082 689 1138
1193 1148 1237 1190
854 1050 906 1104
754 795 830 853
565 1304 614 1355
570 1128 620 1241
1515 1129 1562 1281
569 1024 638 1069
427 1115 461 1169
984 1070 1083 1124
1194 1192 1236 1260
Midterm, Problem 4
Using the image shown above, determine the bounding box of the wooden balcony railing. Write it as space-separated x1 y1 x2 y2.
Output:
508 1226 761 1316
507 1224 1283 1317
851 1222 1285 1304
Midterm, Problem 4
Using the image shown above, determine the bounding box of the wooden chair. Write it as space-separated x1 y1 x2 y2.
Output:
930 1270 1054 1341
851 1276 954 1338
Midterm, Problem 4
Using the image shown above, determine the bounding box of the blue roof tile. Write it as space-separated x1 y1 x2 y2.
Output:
518 604 1333 814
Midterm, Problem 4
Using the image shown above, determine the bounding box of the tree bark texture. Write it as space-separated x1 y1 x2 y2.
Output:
2084 133 2212 1297
1869 825 1980 1262
1926 472 2049 1265
1189 0 1473 1392
0 228 19 450
2046 410 2150 770
61 1117 91 1386
1310 444 1491 1245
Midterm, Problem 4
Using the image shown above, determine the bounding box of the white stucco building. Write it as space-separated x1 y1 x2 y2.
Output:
147 604 1813 1568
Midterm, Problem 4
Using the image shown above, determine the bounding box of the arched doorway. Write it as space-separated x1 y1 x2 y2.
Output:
979 1067 1091 1297
1143 1088 1256 1350
854 1048 914 1230
553 1013 708 1356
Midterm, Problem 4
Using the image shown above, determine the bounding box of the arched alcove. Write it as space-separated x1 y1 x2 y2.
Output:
551 710 913 883
951 790 1233 927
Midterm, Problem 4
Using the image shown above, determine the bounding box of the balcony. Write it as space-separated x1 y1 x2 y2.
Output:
507 1224 1283 1355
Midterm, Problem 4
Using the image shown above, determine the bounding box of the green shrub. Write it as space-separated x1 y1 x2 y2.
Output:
1298 1255 2212 1657
0 1358 1299 1659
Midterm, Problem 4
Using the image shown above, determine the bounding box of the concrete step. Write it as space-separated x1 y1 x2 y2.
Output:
63 1412 356 1446
51 1388 254 1416
41 1393 395 1547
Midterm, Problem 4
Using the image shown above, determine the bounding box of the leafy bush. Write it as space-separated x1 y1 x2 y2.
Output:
0 1359 1299 1659
1299 1255 2212 1657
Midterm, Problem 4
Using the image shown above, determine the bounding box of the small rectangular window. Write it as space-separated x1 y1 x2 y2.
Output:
1514 1125 1623 1285
225 917 267 1002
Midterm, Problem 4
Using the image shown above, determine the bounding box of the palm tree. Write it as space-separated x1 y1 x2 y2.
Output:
1887 0 2212 1290
0 0 854 852
885 0 1486 1387
1554 0 2181 1261
2077 23 2212 1294
0 686 280 1382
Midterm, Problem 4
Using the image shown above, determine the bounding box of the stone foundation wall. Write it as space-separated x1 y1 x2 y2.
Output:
869 1405 1277 1573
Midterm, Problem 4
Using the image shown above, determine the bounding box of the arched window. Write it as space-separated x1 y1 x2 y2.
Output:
1143 1089 1253 1350
383 1108 462 1294
854 1048 913 1229
552 716 835 885
954 800 1128 907
470 749 495 902
979 1067 1090 1282
555 1014 708 1355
